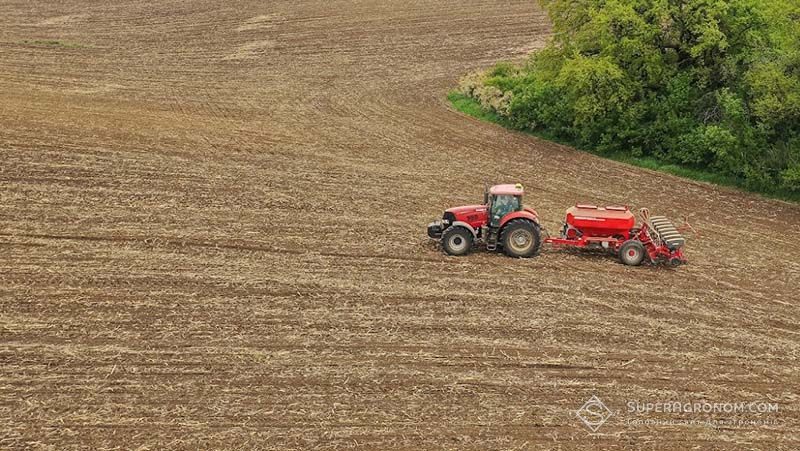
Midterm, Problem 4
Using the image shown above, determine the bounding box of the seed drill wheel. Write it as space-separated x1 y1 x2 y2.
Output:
441 226 473 256
619 239 646 266
501 219 541 258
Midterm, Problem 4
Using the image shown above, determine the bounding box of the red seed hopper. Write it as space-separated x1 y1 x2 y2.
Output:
546 205 688 266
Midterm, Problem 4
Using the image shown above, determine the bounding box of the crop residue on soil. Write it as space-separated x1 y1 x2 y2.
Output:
1 0 799 449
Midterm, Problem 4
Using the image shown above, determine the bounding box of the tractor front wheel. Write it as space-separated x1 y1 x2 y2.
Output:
441 226 473 256
619 240 646 266
501 219 541 258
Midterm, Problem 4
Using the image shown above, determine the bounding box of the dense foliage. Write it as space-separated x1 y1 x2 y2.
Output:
461 0 800 194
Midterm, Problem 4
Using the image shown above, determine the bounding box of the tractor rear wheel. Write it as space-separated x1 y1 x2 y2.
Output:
501 219 541 258
619 240 646 266
441 226 473 256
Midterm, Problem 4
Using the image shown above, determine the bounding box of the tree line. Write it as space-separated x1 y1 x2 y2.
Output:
460 0 800 196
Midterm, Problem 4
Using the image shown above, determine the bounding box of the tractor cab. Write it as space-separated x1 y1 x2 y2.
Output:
486 184 524 227
482 183 530 252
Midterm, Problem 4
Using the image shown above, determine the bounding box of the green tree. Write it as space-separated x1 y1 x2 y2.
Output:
467 0 800 195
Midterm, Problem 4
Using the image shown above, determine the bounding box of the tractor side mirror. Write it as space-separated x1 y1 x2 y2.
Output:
483 183 489 205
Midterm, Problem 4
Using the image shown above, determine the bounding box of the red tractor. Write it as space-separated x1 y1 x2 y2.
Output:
427 184 542 258
427 184 690 266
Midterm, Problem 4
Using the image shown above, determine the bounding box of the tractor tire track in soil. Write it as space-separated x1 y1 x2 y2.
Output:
1 0 799 449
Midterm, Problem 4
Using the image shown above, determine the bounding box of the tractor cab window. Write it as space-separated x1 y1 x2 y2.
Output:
489 195 521 227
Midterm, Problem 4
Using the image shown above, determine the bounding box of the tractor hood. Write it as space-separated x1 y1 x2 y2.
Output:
445 205 486 216
444 205 489 229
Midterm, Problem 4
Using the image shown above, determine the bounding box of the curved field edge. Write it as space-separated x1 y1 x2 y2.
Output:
447 91 800 204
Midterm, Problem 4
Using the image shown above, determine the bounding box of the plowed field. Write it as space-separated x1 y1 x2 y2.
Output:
1 0 799 449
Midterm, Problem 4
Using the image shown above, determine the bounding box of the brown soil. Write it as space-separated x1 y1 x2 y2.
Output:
1 1 798 449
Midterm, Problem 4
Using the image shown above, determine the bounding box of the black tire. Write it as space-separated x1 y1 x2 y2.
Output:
501 219 541 258
619 240 646 266
441 226 473 256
